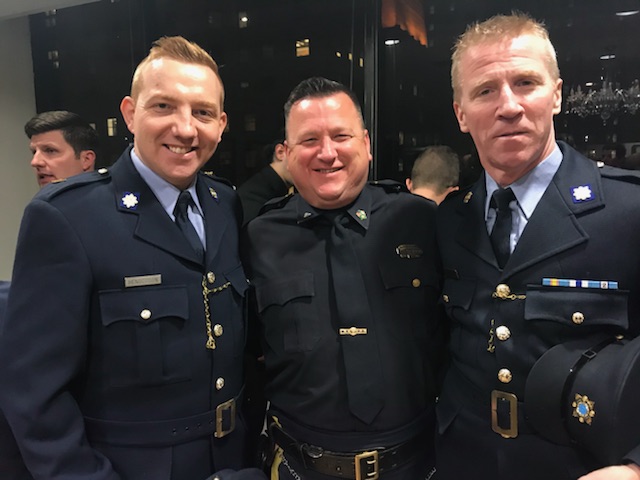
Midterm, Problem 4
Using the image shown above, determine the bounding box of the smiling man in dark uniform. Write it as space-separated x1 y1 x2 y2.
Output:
436 13 640 480
0 36 248 479
242 77 444 480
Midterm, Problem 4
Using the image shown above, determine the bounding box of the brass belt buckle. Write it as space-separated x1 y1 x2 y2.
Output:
491 390 518 438
354 450 379 480
214 398 236 438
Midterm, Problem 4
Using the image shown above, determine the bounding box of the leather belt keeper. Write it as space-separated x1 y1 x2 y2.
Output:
85 389 242 447
270 424 425 479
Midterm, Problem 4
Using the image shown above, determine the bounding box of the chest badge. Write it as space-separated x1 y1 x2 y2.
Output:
396 244 423 259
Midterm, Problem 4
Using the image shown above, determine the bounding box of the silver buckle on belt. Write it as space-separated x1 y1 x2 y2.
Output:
354 450 379 480
214 398 236 438
491 390 518 438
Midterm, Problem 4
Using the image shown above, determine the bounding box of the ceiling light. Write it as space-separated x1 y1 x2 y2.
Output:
385 39 400 46
600 54 616 60
615 10 639 16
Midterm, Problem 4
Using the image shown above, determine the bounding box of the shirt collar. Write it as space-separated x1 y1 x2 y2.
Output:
130 148 204 218
485 143 562 220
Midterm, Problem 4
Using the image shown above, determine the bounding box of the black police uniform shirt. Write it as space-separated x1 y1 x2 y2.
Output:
435 141 640 478
0 148 248 480
242 182 444 433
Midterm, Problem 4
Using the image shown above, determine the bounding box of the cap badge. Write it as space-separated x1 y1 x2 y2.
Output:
571 184 594 203
572 393 596 425
120 192 139 210
355 209 367 221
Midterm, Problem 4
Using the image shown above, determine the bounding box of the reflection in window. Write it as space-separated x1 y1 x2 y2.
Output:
296 39 310 57
107 118 117 137
244 114 256 132
239 12 249 28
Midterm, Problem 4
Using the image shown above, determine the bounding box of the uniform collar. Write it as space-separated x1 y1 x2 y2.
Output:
295 185 372 230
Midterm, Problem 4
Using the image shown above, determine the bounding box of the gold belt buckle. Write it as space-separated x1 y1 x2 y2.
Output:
491 390 518 438
214 398 236 438
354 450 379 480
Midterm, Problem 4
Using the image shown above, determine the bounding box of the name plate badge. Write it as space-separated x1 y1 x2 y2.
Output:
124 274 162 288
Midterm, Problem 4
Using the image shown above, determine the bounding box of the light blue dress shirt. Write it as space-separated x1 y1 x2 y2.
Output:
485 144 563 254
130 149 206 248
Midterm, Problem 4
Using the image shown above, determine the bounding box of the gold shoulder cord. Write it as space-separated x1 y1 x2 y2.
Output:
202 276 231 350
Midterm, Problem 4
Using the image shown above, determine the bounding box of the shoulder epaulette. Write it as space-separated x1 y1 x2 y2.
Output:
599 165 640 185
202 171 236 190
258 192 295 216
35 168 111 201
369 179 408 193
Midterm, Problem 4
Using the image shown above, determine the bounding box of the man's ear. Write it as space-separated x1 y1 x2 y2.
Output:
81 150 96 171
453 101 469 133
120 96 136 134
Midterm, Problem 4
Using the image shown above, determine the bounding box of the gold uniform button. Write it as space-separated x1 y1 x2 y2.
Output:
496 326 511 341
442 294 450 303
215 377 225 390
572 312 585 325
207 272 216 284
495 284 511 299
213 324 224 337
140 309 151 320
498 368 513 384
412 278 421 288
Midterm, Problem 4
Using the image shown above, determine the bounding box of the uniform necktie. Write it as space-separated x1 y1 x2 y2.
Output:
174 190 205 263
489 187 515 269
327 211 384 424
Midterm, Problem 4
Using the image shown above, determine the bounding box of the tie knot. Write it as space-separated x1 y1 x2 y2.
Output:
175 190 194 217
491 188 515 212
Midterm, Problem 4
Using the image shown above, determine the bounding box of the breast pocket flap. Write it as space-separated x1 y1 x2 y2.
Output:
255 271 315 313
99 285 189 327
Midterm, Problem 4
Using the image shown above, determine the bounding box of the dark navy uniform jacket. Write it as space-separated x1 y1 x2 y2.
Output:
0 149 248 480
0 280 32 480
436 142 640 479
242 183 444 438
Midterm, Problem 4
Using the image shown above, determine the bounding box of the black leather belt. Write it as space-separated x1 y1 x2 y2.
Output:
270 424 426 480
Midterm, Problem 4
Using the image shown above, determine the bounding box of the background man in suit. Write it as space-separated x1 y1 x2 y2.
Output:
25 110 98 187
436 12 640 480
0 36 249 479
405 145 460 204
243 77 444 479
0 111 99 480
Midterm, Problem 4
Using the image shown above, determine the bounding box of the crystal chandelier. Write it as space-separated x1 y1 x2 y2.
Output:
565 79 640 124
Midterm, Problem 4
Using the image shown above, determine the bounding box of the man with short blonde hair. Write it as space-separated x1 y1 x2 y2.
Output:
1 36 248 479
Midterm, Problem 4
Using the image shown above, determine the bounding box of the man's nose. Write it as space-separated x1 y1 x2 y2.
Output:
30 151 44 167
497 86 525 118
317 136 337 161
172 109 197 139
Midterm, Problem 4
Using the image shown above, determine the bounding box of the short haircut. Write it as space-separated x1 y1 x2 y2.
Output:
410 146 460 195
24 110 99 157
284 77 365 132
451 12 559 100
131 36 224 106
